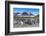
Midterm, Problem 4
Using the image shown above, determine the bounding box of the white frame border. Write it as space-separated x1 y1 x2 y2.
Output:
10 4 43 32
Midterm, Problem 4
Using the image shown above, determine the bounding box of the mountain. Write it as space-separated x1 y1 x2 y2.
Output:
29 12 33 16
14 12 34 16
22 12 28 15
22 12 34 16
13 12 20 16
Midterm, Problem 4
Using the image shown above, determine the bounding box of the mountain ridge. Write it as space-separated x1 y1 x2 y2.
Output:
13 12 34 16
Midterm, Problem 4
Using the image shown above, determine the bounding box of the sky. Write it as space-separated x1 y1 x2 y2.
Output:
13 8 39 15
